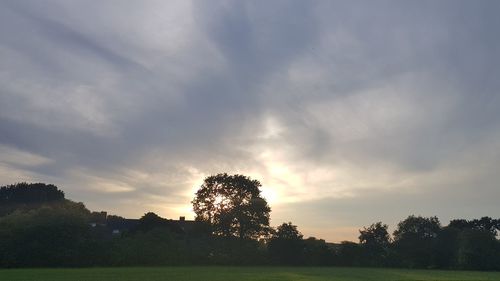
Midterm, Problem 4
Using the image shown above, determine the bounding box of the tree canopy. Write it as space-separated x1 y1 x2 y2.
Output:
0 182 64 204
1 183 69 217
393 215 441 268
192 173 271 239
273 222 303 240
0 181 499 270
268 222 304 265
393 215 441 241
449 217 499 235
359 222 390 265
359 222 390 247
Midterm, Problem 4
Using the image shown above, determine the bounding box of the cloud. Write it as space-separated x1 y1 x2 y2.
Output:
0 0 499 241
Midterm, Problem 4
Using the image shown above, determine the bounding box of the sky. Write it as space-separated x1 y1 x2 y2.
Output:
1 0 499 242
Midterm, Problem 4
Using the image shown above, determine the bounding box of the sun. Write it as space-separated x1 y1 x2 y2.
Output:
214 195 225 205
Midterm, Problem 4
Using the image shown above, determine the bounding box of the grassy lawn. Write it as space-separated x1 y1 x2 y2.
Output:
0 267 499 281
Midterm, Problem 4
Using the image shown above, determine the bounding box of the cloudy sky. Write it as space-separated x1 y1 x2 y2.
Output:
1 0 499 241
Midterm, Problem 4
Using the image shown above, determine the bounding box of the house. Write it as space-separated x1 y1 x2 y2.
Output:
89 212 200 237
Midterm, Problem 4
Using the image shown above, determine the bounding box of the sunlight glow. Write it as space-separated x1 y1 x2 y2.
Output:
214 194 225 206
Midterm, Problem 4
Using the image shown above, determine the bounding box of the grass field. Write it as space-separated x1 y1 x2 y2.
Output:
0 267 499 281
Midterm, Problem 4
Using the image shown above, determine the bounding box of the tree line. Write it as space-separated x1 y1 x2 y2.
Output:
0 177 499 270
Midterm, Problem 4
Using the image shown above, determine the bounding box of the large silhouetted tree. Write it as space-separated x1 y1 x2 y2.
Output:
455 228 500 270
0 203 90 267
273 222 303 240
444 217 500 269
1 183 69 217
359 222 390 266
393 215 441 268
0 183 65 204
192 173 271 239
268 222 304 265
359 222 390 247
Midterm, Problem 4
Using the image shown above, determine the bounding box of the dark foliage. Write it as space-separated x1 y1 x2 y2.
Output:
359 222 390 266
268 222 304 265
0 183 65 216
392 215 441 268
192 173 271 239
0 203 90 267
0 182 498 270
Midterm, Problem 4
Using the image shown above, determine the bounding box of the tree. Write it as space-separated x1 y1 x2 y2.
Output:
0 204 90 267
470 217 499 235
273 222 303 240
359 222 390 266
446 217 500 269
302 237 333 265
449 217 499 235
0 182 65 204
0 183 65 217
192 173 271 239
456 229 500 270
393 215 441 268
336 241 364 266
448 219 470 230
359 222 390 247
268 222 304 265
133 212 168 233
433 226 460 268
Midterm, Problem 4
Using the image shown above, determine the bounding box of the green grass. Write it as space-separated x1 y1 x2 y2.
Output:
0 267 499 281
